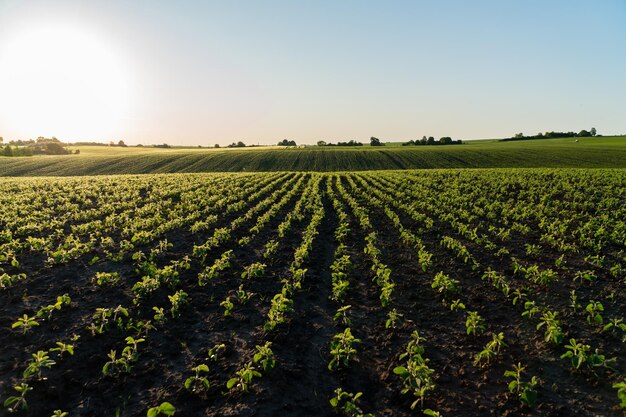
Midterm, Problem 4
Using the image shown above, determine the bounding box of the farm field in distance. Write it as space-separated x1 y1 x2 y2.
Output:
0 169 625 416
1 136 626 176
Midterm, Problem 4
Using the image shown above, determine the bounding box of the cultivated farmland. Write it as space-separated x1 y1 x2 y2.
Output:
0 170 625 416
1 136 626 176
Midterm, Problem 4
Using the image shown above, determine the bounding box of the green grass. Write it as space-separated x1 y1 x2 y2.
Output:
1 136 625 176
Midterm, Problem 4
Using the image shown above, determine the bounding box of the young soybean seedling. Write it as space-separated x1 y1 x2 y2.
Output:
328 328 361 371
394 356 436 410
3 383 33 413
333 305 352 326
152 306 166 324
474 332 507 367
329 388 374 417
465 311 486 336
220 297 234 317
585 301 604 325
385 309 403 329
51 411 69 417
184 364 210 393
613 379 626 409
241 262 266 280
449 299 466 312
50 341 76 358
93 271 121 287
11 314 39 334
227 362 261 393
253 342 275 373
207 343 226 361
147 402 176 417
168 290 189 318
561 339 590 370
23 350 56 380
504 363 538 407
235 284 254 305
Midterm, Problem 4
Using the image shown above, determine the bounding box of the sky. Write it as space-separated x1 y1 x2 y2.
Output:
0 0 625 146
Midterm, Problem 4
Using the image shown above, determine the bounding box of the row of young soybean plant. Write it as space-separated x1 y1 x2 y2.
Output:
379 171 625 382
0 173 278 291
161 173 323 406
359 170 625 411
181 173 313 399
147 173 310 408
328 174 440 417
214 174 326 397
2 173 294 415
350 173 521 403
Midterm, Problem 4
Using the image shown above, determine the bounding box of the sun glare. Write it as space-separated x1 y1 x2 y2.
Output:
0 24 132 140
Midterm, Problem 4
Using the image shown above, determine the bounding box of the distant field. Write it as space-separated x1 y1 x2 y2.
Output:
1 136 626 176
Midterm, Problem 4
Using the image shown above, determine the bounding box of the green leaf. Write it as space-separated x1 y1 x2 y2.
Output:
158 402 175 415
196 364 209 372
226 378 238 389
520 389 537 407
393 366 408 376
184 378 193 390
4 396 18 407
147 408 157 417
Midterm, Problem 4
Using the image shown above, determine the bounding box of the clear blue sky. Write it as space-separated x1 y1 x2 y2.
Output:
0 0 625 145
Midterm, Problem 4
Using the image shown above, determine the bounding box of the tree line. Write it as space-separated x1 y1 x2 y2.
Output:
0 137 75 157
402 136 463 146
502 128 598 141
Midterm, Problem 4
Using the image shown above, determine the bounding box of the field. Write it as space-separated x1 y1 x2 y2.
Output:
1 136 626 176
1 169 625 416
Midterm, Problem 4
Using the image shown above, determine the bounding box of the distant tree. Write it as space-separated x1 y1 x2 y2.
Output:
237 141 246 147
577 130 591 137
427 136 435 145
45 142 70 155
4 145 13 157
118 140 127 147
420 136 428 145
278 139 297 146
214 144 220 148
74 149 80 154
439 137 453 145
590 127 597 136
317 140 327 146
370 137 383 146
514 133 524 139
